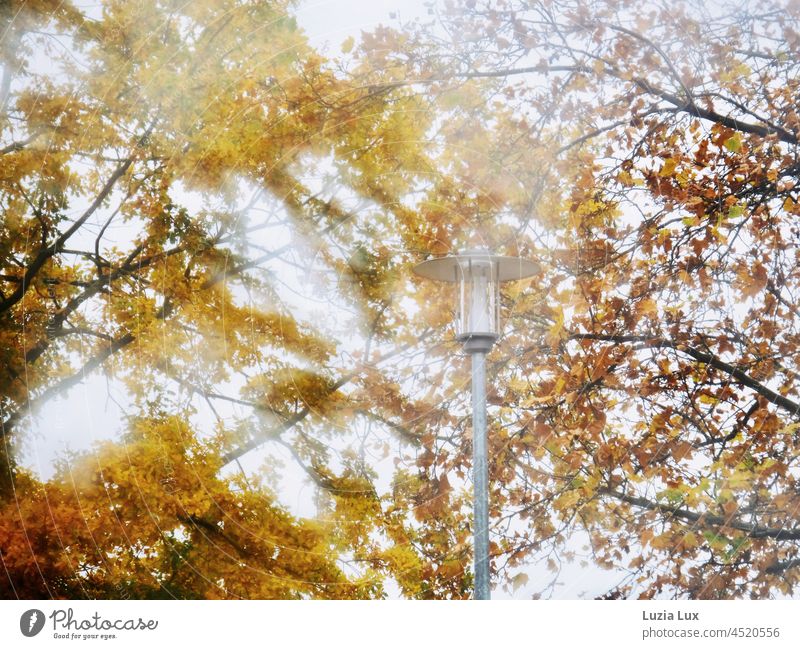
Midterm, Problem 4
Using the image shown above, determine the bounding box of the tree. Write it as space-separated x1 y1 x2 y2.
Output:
349 0 800 597
0 0 436 598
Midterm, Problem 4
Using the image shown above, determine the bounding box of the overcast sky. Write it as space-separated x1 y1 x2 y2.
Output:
296 0 431 49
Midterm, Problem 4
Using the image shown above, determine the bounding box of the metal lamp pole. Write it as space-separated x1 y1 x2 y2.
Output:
413 249 538 600
469 341 491 599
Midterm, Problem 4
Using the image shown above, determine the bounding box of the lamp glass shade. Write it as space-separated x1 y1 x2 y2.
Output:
412 249 539 345
456 257 499 339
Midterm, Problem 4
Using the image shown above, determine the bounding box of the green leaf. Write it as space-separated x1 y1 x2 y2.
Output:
724 134 742 153
727 204 744 219
703 531 731 551
658 488 685 504
724 536 750 561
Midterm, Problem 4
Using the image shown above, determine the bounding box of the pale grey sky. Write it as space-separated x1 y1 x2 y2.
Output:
296 0 432 50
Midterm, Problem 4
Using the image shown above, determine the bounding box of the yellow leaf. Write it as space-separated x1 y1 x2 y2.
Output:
508 377 529 394
636 297 658 316
553 490 581 511
512 572 529 591
682 531 699 549
778 422 800 435
727 469 752 490
651 533 674 550
546 307 565 347
659 158 677 177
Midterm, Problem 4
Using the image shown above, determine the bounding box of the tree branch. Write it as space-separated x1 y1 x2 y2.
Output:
601 487 800 541
1 333 135 434
178 514 252 559
570 332 800 418
765 558 800 575
400 62 799 145
219 373 353 466
0 158 133 315
218 333 432 466
0 122 156 317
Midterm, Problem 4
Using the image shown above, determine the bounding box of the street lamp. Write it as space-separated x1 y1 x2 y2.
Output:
413 248 539 600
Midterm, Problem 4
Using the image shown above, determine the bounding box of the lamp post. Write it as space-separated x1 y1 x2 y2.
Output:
413 249 539 600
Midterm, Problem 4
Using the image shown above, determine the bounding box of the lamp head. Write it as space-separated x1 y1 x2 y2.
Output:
413 249 539 352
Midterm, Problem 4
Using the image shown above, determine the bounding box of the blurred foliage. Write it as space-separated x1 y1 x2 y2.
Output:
1 0 800 599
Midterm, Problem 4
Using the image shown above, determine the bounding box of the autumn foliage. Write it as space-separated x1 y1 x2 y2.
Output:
2 0 800 599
